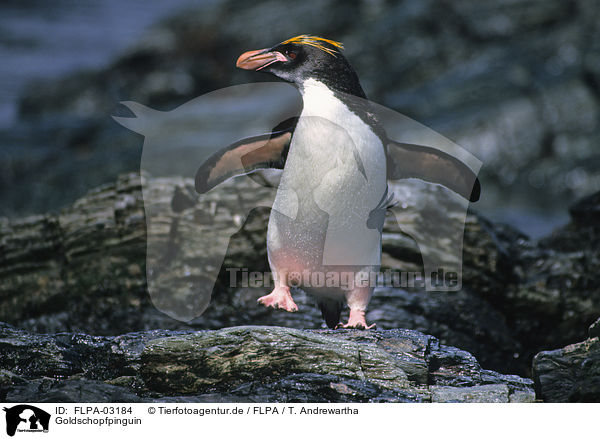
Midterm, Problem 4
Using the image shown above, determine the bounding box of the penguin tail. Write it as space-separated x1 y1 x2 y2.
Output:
317 298 344 329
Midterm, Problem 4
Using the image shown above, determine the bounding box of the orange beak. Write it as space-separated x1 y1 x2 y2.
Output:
236 49 287 71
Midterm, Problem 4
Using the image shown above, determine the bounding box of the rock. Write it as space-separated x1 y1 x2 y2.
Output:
590 318 600 339
1 172 599 379
512 201 600 363
365 287 523 377
141 327 415 397
431 384 513 403
5 378 144 403
0 323 534 403
570 191 600 226
532 334 600 402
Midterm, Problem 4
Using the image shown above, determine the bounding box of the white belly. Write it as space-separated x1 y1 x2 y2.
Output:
266 80 387 295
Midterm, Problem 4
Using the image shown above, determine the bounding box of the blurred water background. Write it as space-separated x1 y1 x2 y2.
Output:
0 0 206 128
1 0 599 239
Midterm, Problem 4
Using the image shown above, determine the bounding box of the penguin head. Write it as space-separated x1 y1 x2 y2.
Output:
236 35 365 97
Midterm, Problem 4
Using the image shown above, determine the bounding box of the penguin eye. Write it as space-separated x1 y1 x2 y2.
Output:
286 50 297 60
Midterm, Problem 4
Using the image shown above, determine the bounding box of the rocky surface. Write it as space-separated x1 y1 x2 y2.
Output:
532 317 600 402
0 323 534 403
1 172 599 383
590 317 600 339
2 0 599 233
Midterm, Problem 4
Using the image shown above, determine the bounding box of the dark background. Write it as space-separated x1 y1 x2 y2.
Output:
1 0 599 239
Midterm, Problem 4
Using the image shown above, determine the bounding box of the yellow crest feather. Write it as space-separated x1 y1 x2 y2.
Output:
281 35 344 56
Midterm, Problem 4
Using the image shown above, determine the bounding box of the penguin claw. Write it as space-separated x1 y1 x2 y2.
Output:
257 287 298 312
335 322 377 330
335 309 376 330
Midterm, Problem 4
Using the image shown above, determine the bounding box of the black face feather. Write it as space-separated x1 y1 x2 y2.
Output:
259 43 367 99
243 40 383 140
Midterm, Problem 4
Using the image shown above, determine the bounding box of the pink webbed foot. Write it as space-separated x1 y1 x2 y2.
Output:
336 309 376 330
257 286 298 312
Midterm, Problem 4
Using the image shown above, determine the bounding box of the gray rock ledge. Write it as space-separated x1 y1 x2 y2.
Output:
0 323 534 403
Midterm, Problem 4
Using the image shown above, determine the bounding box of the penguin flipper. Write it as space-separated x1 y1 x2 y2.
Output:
195 118 298 194
386 141 481 202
